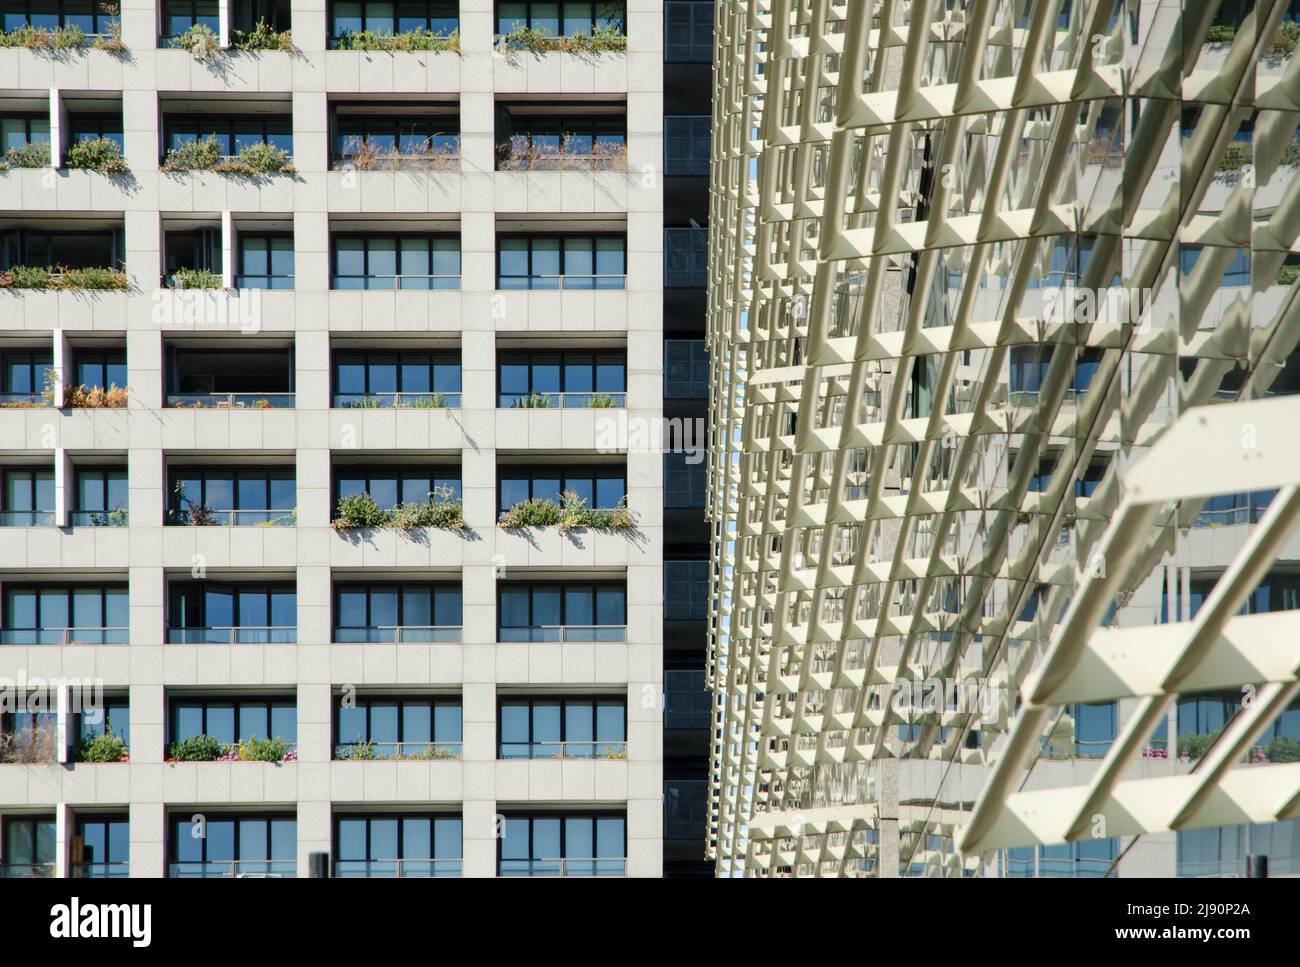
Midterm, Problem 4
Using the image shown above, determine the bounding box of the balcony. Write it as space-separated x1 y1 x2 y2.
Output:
497 234 626 290
332 346 462 409
160 101 294 176
0 510 53 526
167 465 296 527
498 857 626 876
331 232 461 290
331 100 459 171
497 349 627 409
166 626 295 644
0 862 54 878
167 860 295 878
333 582 462 642
500 739 626 759
495 104 626 171
0 345 52 407
333 624 461 643
327 0 458 50
335 739 461 759
499 624 626 643
334 858 462 877
499 581 626 642
494 2 627 53
71 862 130 878
0 223 126 292
165 343 295 409
0 626 127 644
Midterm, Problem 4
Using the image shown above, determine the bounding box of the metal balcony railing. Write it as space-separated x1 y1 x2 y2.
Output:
166 626 296 644
498 740 627 760
332 625 462 644
332 274 460 290
68 510 128 526
0 510 54 526
72 862 130 878
499 391 626 409
235 274 295 290
497 624 627 643
168 508 296 526
497 857 625 877
167 860 296 878
0 392 47 406
165 392 295 409
497 274 626 290
333 391 462 409
0 627 128 644
0 862 55 878
333 858 463 877
334 740 462 760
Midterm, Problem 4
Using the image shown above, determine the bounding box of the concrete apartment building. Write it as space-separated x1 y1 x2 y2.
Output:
707 0 1300 877
0 0 675 878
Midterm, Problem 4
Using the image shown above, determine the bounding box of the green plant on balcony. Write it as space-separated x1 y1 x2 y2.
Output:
65 137 127 174
333 26 459 51
88 507 129 525
80 730 128 763
585 393 618 408
253 508 297 526
337 135 459 171
0 722 59 763
0 264 127 290
93 19 126 54
232 19 293 51
169 480 218 525
213 141 295 176
1205 23 1237 45
235 735 290 761
497 23 626 53
405 745 457 760
389 487 466 531
337 740 375 760
332 487 466 531
331 492 393 530
499 490 633 532
0 140 51 171
1178 730 1220 760
172 22 221 58
162 135 222 172
167 734 228 761
1266 736 1300 763
511 392 552 408
168 267 223 289
1216 139 1250 173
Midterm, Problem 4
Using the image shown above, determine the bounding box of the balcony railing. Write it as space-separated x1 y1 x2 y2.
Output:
168 508 296 526
165 392 295 409
235 274 295 290
498 625 627 643
166 626 297 644
499 391 626 408
0 392 47 407
334 740 462 760
168 860 296 878
497 857 625 877
72 861 130 878
498 274 625 290
499 740 627 759
332 274 460 290
332 625 462 644
0 627 128 644
0 510 54 526
0 862 55 878
334 858 462 877
333 392 462 409
68 510 129 526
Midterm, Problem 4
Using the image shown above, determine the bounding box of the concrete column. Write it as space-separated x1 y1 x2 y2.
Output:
49 88 68 169
52 328 68 408
130 802 166 878
56 802 72 878
221 210 235 289
218 0 231 47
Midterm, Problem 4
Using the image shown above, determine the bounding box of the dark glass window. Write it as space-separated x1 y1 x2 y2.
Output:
664 116 710 175
2 467 55 525
498 465 625 513
0 228 121 270
168 467 295 526
168 815 296 878
0 115 50 152
2 0 118 34
72 350 126 392
2 816 57 874
498 697 625 758
0 351 52 403
1 585 128 644
335 697 462 757
167 584 296 643
162 0 219 38
163 116 292 158
237 235 294 290
663 453 706 508
664 339 708 399
498 813 625 876
169 697 297 747
497 1 625 36
664 561 708 620
497 582 626 642
334 814 462 877
497 350 625 407
497 235 625 289
332 235 461 290
664 227 707 287
330 0 458 43
333 351 461 407
664 1 712 62
333 583 463 643
75 817 129 878
68 115 124 152
332 466 462 511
